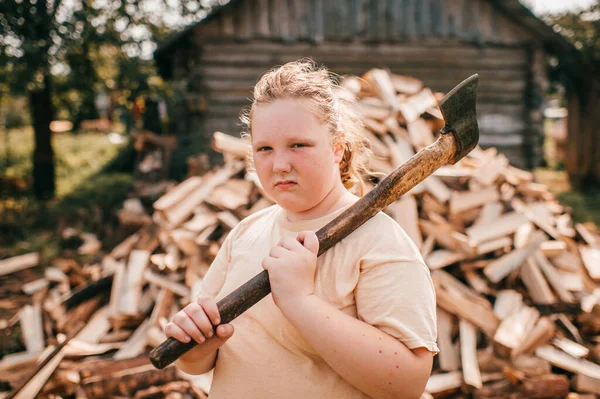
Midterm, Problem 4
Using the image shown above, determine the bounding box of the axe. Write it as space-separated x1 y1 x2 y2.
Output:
149 74 479 369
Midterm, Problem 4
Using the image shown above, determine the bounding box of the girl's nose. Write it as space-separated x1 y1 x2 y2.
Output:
272 152 292 174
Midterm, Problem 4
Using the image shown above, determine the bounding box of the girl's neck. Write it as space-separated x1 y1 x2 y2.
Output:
284 180 358 223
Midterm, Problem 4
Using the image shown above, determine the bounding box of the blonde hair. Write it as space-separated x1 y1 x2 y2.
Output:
240 59 372 196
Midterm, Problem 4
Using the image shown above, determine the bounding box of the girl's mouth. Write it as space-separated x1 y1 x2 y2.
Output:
275 181 297 189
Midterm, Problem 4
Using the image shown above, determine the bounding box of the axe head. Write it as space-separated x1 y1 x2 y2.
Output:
438 74 479 164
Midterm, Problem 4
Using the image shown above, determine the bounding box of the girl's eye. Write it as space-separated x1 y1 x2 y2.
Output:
257 146 272 152
291 143 306 148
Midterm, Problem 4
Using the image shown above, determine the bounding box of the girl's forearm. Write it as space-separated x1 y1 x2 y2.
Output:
174 339 221 375
279 295 431 399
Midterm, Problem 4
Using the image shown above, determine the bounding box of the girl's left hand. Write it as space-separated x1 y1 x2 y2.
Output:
261 231 319 311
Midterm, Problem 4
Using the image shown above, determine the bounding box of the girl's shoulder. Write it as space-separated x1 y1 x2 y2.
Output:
349 211 423 261
229 204 280 238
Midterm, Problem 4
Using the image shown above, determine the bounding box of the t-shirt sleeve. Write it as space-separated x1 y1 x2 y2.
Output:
355 233 440 355
199 227 236 299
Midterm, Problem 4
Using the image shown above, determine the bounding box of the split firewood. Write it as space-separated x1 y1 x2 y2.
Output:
211 131 250 159
424 371 463 395
460 319 482 389
436 308 460 371
4 67 600 398
0 253 40 277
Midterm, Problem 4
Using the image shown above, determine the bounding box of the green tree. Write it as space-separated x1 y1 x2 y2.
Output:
545 2 600 186
0 0 214 199
544 2 600 91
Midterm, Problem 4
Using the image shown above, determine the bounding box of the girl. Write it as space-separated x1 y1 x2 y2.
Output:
165 59 439 399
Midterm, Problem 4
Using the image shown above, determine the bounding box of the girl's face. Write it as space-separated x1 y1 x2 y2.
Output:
251 98 344 215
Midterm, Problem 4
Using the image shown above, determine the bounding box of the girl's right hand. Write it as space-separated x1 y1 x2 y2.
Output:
165 295 234 350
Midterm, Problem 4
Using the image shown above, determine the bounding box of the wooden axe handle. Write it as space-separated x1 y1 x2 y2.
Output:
149 133 458 369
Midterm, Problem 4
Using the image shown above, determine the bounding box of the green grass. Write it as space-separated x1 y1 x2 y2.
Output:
534 168 600 227
2 127 129 197
0 127 133 262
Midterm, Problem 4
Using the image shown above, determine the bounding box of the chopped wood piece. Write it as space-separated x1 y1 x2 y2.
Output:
521 257 557 304
419 219 475 255
437 308 460 371
579 246 600 281
556 269 584 292
473 202 504 227
407 118 435 149
113 319 150 360
398 88 437 123
575 223 598 247
484 231 546 283
512 199 561 240
467 212 529 245
464 270 493 295
493 290 523 320
426 250 465 270
11 348 66 399
552 337 589 358
535 345 600 379
460 319 482 389
422 175 452 204
425 371 463 394
153 176 202 212
550 249 582 273
513 317 555 357
217 210 241 230
19 303 44 354
149 288 174 328
22 278 49 295
170 229 199 255
433 270 499 337
122 250 150 314
183 212 218 233
420 235 435 259
0 253 39 276
143 270 190 298
211 131 250 158
556 314 584 344
449 187 499 215
390 74 423 95
362 68 399 111
353 102 391 121
572 374 600 394
473 154 509 186
520 374 570 399
364 116 389 135
162 162 243 227
381 134 406 171
512 354 552 376
476 237 512 257
514 222 535 249
384 117 409 140
535 251 575 303
76 306 111 344
209 178 254 210
0 350 45 373
63 340 123 357
81 363 178 398
494 306 539 352
539 240 567 257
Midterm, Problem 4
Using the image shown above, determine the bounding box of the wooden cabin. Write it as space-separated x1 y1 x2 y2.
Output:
155 0 581 170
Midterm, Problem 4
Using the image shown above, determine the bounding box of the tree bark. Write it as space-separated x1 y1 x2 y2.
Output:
29 73 56 199
566 72 600 187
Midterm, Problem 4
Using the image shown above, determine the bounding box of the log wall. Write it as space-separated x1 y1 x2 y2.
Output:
168 0 547 168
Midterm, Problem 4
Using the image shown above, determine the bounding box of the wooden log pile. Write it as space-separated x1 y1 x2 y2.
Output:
1 69 600 399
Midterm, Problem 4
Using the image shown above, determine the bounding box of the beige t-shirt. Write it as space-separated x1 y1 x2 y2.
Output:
198 203 439 398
